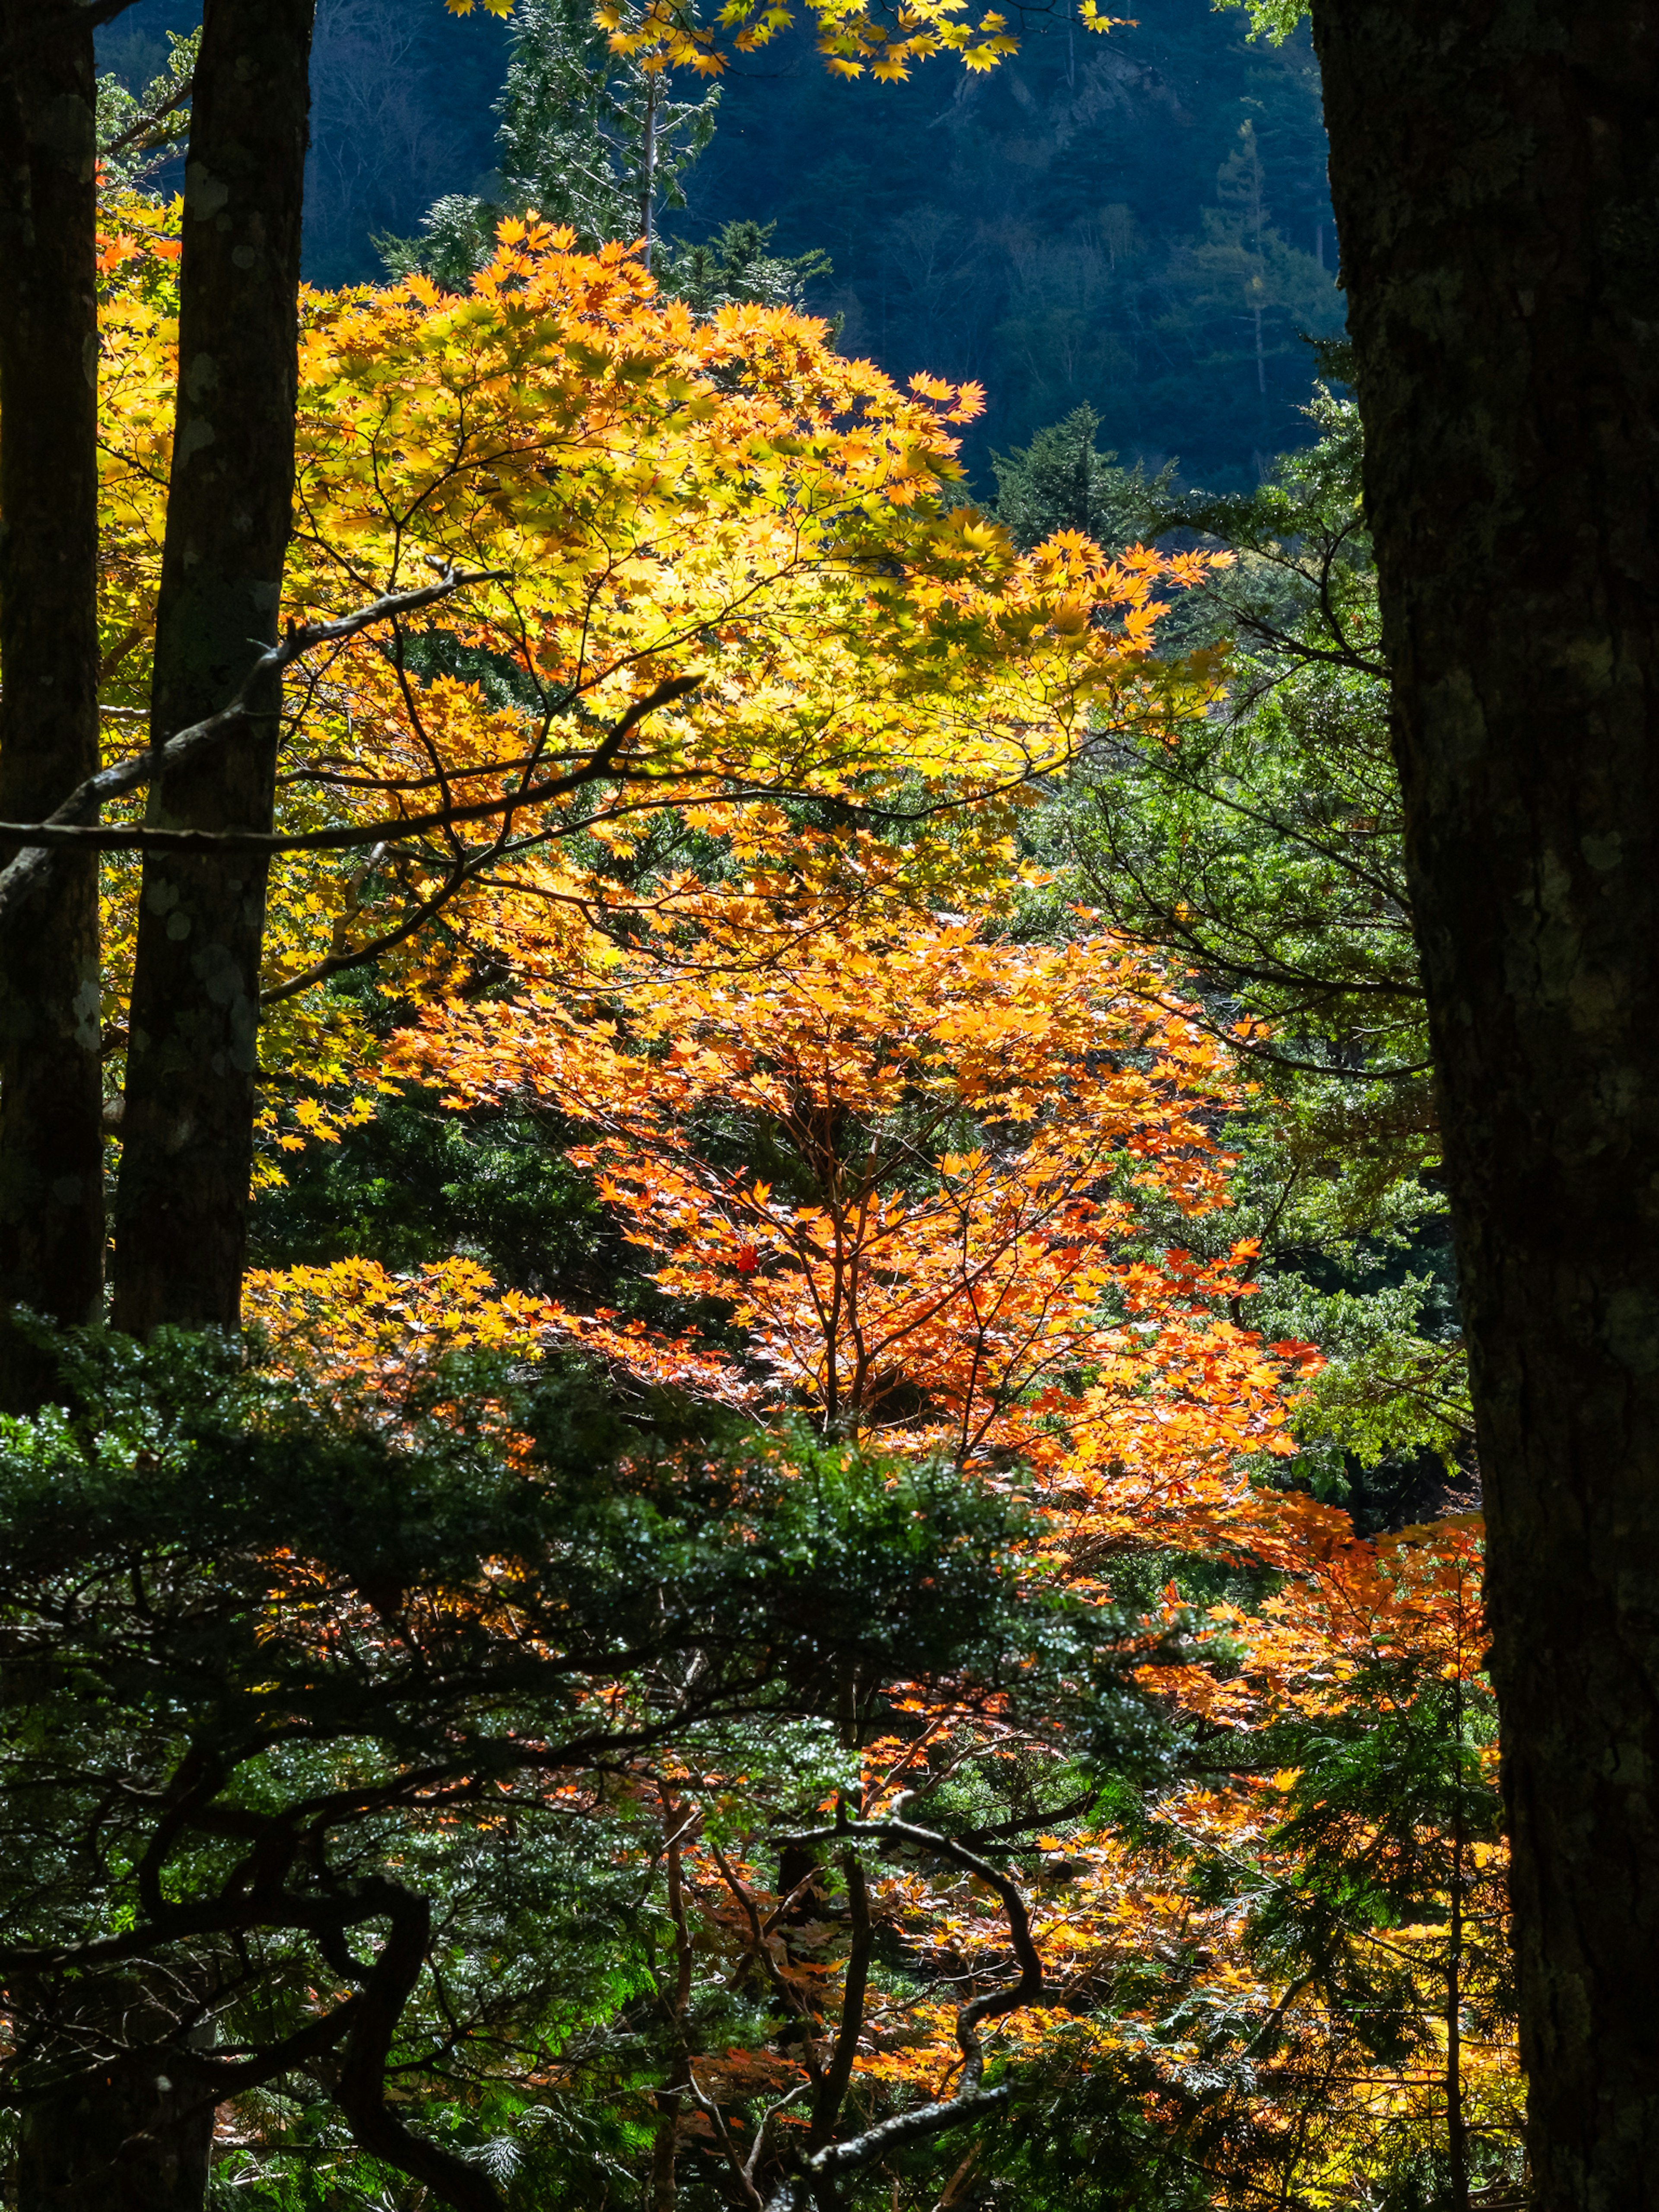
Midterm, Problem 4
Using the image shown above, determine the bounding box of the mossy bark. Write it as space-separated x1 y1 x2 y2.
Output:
111 0 315 1336
1312 0 1659 2199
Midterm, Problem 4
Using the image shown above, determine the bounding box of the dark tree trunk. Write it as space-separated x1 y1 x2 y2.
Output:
110 0 315 1337
1310 0 1659 2201
17 2060 216 2212
0 1 105 1404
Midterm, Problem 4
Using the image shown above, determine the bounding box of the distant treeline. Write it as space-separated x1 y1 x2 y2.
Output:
692 0 1343 486
99 0 1343 489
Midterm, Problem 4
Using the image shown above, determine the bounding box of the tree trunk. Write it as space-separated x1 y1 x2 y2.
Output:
1446 1681 1468 2212
110 0 315 1338
1310 1 1659 2202
651 1809 693 2212
17 2061 216 2212
0 1 105 1405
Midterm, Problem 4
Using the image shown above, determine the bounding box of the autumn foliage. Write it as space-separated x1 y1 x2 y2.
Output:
58 201 1521 2211
91 200 1222 1157
391 887 1321 1552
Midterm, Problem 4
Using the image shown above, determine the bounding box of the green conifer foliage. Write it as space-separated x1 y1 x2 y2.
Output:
989 403 1170 552
380 0 717 281
92 26 198 194
1007 371 1474 1509
658 216 834 314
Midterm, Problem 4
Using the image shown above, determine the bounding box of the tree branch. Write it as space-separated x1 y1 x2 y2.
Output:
99 49 194 161
0 672 701 860
0 569 506 928
334 1878 502 2212
761 1818 1044 2211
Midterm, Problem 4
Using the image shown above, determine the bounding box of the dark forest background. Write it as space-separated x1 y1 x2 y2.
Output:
98 0 1342 489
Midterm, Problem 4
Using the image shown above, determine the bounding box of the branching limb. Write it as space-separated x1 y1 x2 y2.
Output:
684 2066 762 2209
334 1877 503 2212
195 1996 363 2096
258 846 463 1007
0 568 505 926
759 1818 1044 2212
98 41 195 162
0 671 702 860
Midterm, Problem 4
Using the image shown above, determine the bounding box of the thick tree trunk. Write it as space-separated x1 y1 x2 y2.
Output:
110 0 315 1337
0 2 105 1404
17 2061 216 2212
1310 0 1659 2202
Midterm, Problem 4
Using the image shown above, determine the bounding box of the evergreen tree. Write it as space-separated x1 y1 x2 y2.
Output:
0 1328 1038 2212
92 27 198 195
381 0 718 281
990 404 1169 552
658 216 834 313
1159 120 1340 439
1013 368 1473 1514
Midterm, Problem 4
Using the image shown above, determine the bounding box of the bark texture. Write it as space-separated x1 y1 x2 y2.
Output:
110 0 315 1336
17 2057 216 2212
0 1 105 1401
1309 0 1659 2202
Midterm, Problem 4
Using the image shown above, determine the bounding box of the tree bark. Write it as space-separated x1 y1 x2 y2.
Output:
0 1 105 1404
1446 1679 1468 2212
110 0 315 1337
17 2059 216 2212
651 1808 694 2212
1310 0 1659 2202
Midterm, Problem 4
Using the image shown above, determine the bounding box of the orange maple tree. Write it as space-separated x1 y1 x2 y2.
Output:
238 862 1518 2206
390 882 1320 1532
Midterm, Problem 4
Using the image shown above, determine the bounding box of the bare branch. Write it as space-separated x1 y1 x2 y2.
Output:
684 2066 768 2212
705 1838 826 2089
0 668 700 866
0 569 503 931
747 2079 814 2190
760 1817 1044 2212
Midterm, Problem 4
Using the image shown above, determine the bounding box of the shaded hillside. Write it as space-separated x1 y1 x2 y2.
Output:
687 0 1342 486
97 0 512 285
98 0 1341 489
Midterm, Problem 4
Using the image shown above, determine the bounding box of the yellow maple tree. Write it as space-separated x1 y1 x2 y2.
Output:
91 205 1222 1165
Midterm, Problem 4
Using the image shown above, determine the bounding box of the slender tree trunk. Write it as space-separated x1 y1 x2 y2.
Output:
809 1851 871 2149
1446 1682 1468 2212
110 0 315 1337
651 1807 693 2212
640 75 658 271
0 2 105 1404
1311 1 1659 2202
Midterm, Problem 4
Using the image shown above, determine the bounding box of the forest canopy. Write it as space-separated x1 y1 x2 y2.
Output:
13 0 1622 2202
0 130 1513 2207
